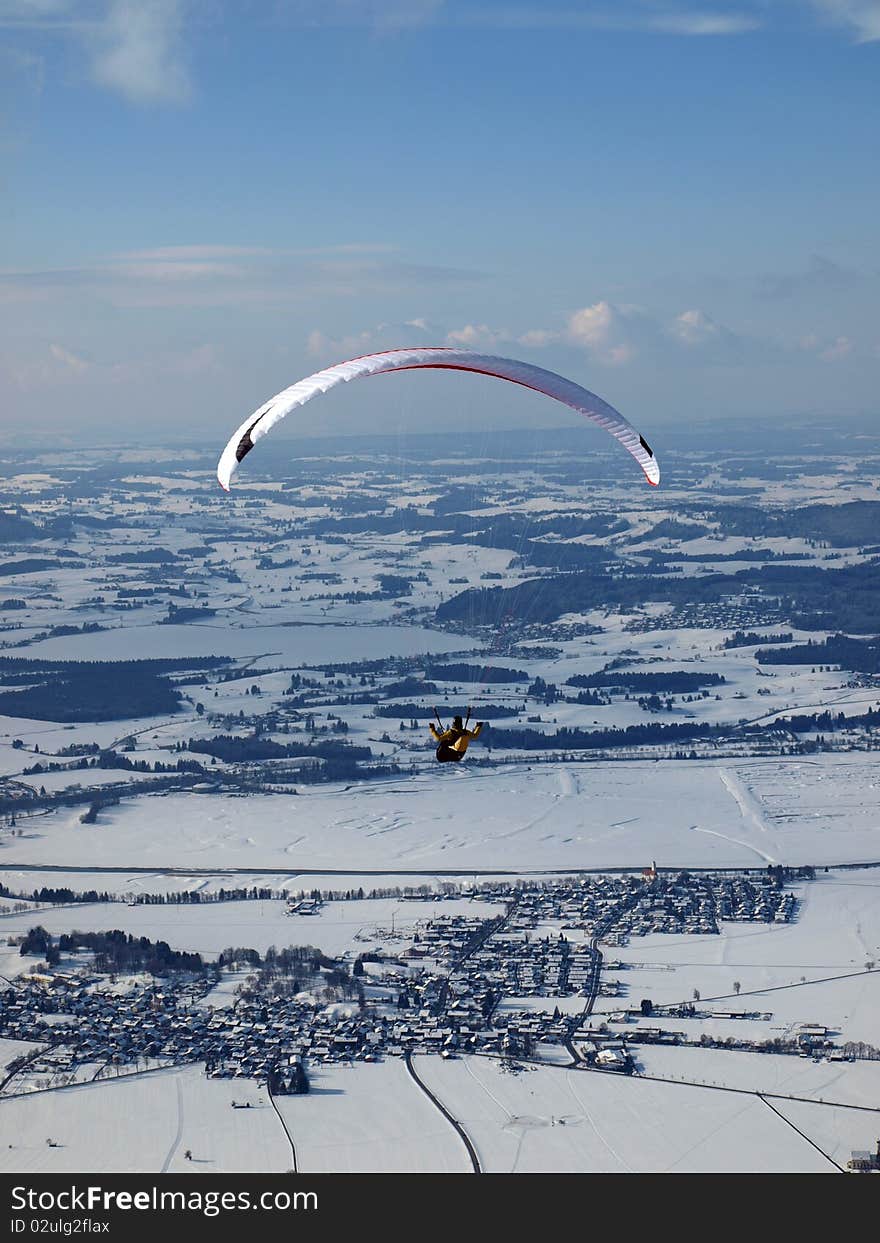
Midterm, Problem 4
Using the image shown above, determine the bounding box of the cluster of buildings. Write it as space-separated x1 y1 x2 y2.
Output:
0 868 807 1093
477 870 795 945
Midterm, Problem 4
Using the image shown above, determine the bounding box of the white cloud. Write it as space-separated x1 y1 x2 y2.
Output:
0 243 478 310
445 322 505 348
810 1 880 42
0 1 193 104
648 12 760 35
306 328 381 359
518 328 558 348
672 307 719 345
88 0 190 104
306 318 450 359
277 3 761 36
819 335 854 361
799 331 856 360
565 301 637 364
48 342 89 372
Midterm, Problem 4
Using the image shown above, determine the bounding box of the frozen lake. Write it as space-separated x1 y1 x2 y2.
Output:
17 623 476 665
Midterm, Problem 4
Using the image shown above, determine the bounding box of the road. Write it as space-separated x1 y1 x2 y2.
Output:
4 860 878 877
405 1052 481 1173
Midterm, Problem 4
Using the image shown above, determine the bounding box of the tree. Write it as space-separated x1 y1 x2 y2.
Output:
733 981 741 995
693 989 701 1002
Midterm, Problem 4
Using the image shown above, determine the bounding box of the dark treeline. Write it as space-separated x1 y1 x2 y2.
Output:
296 507 623 544
492 706 880 752
28 887 113 904
375 573 414 596
489 721 722 750
0 558 79 576
712 500 880 547
771 706 880 734
60 930 206 975
426 663 528 683
134 887 278 904
160 605 217 623
630 519 710 543
0 656 227 676
756 633 880 674
20 926 206 975
566 671 725 692
373 702 518 719
0 656 230 723
381 677 437 698
0 512 41 542
658 550 810 563
106 548 178 564
218 944 333 972
186 734 372 763
45 622 106 639
21 751 206 776
723 631 793 648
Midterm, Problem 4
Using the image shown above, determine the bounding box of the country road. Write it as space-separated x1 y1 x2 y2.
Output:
405 1052 481 1173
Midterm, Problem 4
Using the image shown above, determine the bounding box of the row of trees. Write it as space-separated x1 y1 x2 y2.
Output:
19 926 207 976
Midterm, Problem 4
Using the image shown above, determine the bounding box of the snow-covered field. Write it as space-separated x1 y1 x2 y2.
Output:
410 1055 841 1172
2 755 878 875
0 867 530 900
1 1047 873 1173
0 896 502 978
0 1064 290 1173
275 1059 472 1173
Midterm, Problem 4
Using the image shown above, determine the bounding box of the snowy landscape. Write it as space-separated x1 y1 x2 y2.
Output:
0 422 878 1174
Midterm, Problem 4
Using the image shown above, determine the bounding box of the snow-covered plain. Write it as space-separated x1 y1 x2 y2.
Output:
0 1064 290 1173
411 1055 839 1172
3 755 878 875
0 896 503 974
274 1059 471 1173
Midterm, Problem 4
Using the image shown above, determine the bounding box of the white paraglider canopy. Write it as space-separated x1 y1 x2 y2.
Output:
217 347 659 490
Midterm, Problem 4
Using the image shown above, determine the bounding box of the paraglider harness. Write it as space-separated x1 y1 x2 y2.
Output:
431 707 481 763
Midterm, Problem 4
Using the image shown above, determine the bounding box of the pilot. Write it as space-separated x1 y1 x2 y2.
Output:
429 714 484 763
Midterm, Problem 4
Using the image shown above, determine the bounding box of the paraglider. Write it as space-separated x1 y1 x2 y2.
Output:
430 709 484 763
217 347 659 491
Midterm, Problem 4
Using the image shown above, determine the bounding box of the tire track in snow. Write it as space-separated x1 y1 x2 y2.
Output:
565 1071 633 1172
719 768 770 835
160 1077 184 1173
688 824 778 864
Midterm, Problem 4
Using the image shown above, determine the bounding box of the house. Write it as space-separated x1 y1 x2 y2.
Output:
847 1141 880 1172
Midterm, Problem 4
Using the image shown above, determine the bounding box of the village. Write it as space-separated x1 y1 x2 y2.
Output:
0 865 832 1096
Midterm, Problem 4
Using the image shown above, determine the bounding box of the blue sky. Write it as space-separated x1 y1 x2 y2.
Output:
1 1 878 446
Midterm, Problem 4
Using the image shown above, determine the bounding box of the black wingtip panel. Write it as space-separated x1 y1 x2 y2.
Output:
639 434 653 458
235 415 264 464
